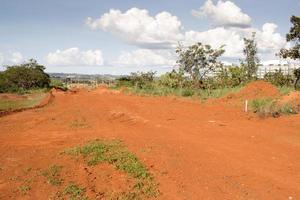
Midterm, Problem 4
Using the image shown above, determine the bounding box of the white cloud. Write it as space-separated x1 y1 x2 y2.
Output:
184 22 286 60
184 27 244 58
256 23 286 53
86 8 183 49
45 47 104 66
0 52 24 66
113 49 176 67
10 52 23 64
84 6 287 68
0 53 4 65
191 0 251 28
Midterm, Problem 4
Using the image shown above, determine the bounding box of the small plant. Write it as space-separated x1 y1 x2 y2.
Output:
42 165 63 186
64 139 159 199
250 98 298 117
19 185 31 195
264 69 293 87
250 98 277 117
279 103 297 114
63 182 88 200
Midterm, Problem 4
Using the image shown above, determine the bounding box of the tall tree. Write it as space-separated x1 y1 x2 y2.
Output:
279 15 300 89
243 32 259 80
176 42 224 88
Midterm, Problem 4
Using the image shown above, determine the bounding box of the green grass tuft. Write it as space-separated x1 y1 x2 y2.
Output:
41 165 63 186
64 139 159 199
63 182 88 200
19 185 31 195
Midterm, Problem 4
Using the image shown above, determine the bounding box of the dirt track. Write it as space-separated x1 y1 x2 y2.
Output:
0 87 300 200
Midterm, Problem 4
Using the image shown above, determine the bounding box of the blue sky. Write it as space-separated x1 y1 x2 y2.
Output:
0 0 299 74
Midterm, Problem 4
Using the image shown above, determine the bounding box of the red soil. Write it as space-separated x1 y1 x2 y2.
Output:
278 91 300 111
0 86 300 199
226 80 280 101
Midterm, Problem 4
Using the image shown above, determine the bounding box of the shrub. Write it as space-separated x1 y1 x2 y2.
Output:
294 68 300 90
0 59 50 93
216 65 247 88
250 98 297 117
50 79 67 91
130 71 156 89
264 69 293 87
158 70 184 88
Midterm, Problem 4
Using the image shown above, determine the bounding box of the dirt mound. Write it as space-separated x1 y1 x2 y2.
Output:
278 91 300 110
226 80 280 100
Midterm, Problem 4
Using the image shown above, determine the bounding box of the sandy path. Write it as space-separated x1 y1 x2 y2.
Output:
0 88 300 200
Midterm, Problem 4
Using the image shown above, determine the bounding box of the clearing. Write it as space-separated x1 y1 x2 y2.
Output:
0 83 300 199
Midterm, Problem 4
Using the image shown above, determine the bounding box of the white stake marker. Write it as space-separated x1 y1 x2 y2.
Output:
245 100 248 112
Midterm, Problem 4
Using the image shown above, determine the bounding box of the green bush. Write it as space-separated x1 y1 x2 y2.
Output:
0 59 50 93
264 69 293 87
158 70 184 88
50 79 67 91
130 71 156 89
216 65 247 88
294 68 300 90
250 98 297 117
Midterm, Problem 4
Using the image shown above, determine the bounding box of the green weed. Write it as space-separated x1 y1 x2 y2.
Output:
41 165 63 186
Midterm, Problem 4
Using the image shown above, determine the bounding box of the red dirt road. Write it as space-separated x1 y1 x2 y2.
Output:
0 88 300 199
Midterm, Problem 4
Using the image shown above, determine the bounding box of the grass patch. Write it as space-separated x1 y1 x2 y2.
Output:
0 90 47 111
250 98 297 117
63 182 88 200
64 139 159 199
119 85 242 100
278 86 295 95
19 185 31 195
41 165 63 186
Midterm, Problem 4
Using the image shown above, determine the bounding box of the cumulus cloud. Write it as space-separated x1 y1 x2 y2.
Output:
184 22 286 59
256 23 286 53
113 49 176 67
45 47 104 66
191 0 251 28
0 51 24 66
0 53 4 65
85 6 286 68
86 8 183 49
184 27 244 58
10 52 24 64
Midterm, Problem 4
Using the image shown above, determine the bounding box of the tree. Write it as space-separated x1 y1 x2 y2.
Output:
243 32 259 80
0 59 50 92
279 15 300 89
176 42 225 88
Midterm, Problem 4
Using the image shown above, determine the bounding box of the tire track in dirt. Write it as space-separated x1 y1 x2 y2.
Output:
0 88 300 199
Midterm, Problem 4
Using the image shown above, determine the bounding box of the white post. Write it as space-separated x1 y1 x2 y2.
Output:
245 100 248 113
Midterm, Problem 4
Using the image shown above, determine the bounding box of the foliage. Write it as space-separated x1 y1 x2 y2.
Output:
63 182 88 200
280 15 300 60
279 16 300 89
130 71 156 89
50 79 68 91
216 65 247 88
176 42 224 88
158 70 184 88
294 68 300 90
264 69 294 87
243 33 260 80
0 59 50 93
115 76 135 88
250 98 297 117
41 165 63 186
